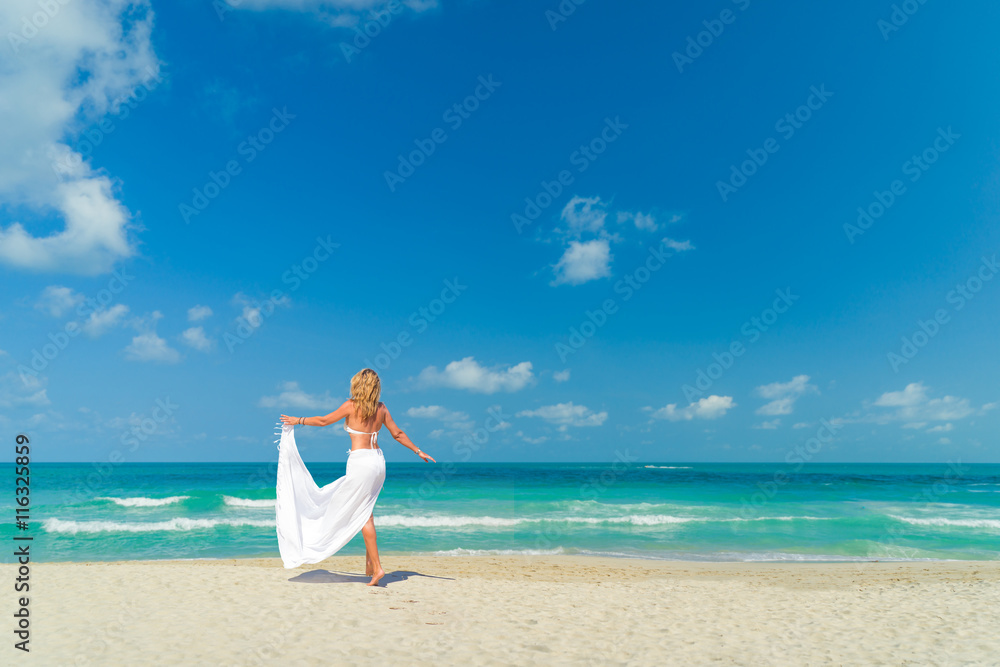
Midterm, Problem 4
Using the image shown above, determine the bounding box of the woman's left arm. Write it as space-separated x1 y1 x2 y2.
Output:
281 401 351 427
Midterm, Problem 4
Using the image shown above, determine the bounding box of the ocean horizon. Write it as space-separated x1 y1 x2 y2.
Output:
5 461 998 564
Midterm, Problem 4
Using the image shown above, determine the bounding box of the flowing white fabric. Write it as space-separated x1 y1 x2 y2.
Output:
275 423 386 569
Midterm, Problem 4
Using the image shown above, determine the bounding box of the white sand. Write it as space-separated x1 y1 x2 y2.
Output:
8 556 1000 665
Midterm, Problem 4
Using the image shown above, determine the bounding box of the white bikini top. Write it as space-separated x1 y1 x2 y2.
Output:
344 424 379 449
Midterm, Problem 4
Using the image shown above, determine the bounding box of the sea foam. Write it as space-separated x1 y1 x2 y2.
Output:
890 515 1000 530
372 514 833 528
223 496 276 508
97 496 190 507
43 517 274 534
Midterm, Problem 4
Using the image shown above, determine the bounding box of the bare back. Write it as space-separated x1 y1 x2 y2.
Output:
344 401 385 450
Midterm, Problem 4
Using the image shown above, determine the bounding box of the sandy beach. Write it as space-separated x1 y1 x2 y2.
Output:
7 555 999 665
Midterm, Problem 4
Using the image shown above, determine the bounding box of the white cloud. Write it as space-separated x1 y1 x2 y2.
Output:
516 431 549 444
258 381 336 411
754 375 818 416
0 0 160 275
417 357 534 394
553 369 570 382
551 238 612 286
35 286 83 317
181 326 213 352
753 419 781 430
547 198 691 288
651 395 735 421
187 305 213 322
82 303 129 337
927 423 953 433
516 402 607 428
871 382 974 423
632 212 657 231
561 196 606 235
874 383 927 408
124 332 181 363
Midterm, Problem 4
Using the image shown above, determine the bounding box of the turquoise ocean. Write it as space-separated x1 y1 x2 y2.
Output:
3 462 999 563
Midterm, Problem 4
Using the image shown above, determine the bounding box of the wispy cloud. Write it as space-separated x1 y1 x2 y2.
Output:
560 196 607 235
517 401 607 429
124 332 181 363
232 291 290 328
663 238 694 251
0 370 50 408
124 311 179 363
649 395 735 421
871 382 974 424
547 196 692 287
406 405 474 430
516 431 549 444
754 374 818 416
258 381 336 411
83 304 130 338
226 0 440 21
187 305 213 322
181 326 213 352
35 286 83 317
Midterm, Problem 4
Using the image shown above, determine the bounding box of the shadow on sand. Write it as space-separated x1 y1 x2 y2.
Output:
288 569 455 587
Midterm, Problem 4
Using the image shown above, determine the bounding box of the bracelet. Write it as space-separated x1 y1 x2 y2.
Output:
298 417 304 425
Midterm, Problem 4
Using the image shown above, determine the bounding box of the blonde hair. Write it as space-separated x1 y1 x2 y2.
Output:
350 368 381 421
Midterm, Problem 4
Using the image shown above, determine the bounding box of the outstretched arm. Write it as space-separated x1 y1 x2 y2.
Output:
281 401 351 428
384 406 435 462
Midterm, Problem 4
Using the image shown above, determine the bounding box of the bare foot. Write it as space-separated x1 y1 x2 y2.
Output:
367 567 384 586
365 558 373 577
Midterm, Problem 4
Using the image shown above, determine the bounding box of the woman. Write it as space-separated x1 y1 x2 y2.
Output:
278 368 435 586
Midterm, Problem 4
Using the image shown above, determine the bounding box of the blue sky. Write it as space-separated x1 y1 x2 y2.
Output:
1 0 998 463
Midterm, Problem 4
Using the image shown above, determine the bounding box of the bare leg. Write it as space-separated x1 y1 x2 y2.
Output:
364 517 373 576
361 513 384 586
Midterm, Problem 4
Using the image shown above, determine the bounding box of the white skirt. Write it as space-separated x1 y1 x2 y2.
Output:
275 424 386 569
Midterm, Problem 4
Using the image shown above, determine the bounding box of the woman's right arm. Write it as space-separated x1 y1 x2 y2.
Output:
281 401 351 427
384 406 436 462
